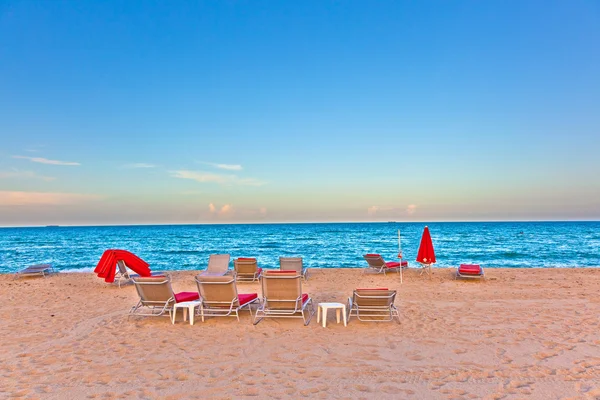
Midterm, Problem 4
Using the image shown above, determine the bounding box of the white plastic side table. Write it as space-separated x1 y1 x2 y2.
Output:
317 302 347 328
172 300 202 325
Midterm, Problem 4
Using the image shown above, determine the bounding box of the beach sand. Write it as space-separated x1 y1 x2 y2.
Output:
1 268 600 399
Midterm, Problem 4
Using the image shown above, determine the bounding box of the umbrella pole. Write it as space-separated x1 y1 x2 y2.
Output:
398 229 403 284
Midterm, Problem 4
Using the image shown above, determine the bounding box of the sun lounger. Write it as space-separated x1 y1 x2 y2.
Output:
194 275 259 321
363 254 408 275
456 264 485 280
279 257 309 280
253 270 315 326
199 254 232 277
115 260 166 288
16 264 54 278
347 288 400 323
234 257 263 282
130 275 199 317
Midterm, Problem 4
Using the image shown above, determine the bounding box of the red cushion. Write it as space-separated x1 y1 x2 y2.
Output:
400 261 408 266
256 267 263 274
238 293 258 306
237 257 256 261
385 261 401 268
365 254 381 257
458 264 482 275
356 288 388 291
174 292 200 302
301 293 309 304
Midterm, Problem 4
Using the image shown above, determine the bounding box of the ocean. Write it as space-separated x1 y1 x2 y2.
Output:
0 222 598 273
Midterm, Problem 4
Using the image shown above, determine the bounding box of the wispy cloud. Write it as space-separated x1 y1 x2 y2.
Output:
12 155 81 166
24 145 46 153
0 169 55 182
206 203 266 219
0 191 101 206
208 203 234 217
123 163 156 168
406 204 417 215
172 170 266 186
198 162 243 171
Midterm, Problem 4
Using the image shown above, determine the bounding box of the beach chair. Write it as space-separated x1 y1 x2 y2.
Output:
253 270 315 326
234 257 263 282
363 254 408 275
130 275 199 317
115 260 166 288
194 275 259 321
279 257 309 280
199 254 232 277
347 288 400 323
16 264 54 278
455 264 485 280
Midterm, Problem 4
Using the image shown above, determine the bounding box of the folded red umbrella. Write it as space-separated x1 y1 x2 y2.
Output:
416 226 436 264
94 249 151 283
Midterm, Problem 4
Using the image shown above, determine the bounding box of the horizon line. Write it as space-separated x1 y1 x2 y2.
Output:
1 219 598 229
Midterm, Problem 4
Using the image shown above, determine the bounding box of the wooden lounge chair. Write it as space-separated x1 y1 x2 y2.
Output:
455 264 485 280
253 270 315 326
234 257 262 282
363 254 408 275
194 275 259 321
279 257 309 280
16 264 54 278
199 254 232 277
130 275 199 317
347 288 400 323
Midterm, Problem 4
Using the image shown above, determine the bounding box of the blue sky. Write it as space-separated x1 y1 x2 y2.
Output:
0 1 599 225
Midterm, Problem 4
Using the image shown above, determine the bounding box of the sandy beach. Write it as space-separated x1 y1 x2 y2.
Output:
1 268 600 399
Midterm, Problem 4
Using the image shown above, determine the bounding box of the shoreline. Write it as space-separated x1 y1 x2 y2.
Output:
4 265 600 276
2 268 600 398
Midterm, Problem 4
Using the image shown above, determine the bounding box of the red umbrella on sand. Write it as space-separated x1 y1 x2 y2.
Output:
416 226 436 278
94 249 151 283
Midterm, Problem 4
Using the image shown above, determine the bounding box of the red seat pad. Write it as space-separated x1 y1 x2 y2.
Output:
174 292 200 302
400 261 408 266
385 261 401 268
365 253 381 258
238 293 258 306
256 267 263 274
237 257 257 261
458 264 482 275
301 294 309 304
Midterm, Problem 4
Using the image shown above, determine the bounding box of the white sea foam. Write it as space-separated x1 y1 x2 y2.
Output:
58 267 95 273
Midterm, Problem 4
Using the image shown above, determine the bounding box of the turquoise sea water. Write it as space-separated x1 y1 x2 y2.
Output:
0 222 598 273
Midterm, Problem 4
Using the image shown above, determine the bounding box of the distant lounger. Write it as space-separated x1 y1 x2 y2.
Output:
234 257 262 282
16 264 55 278
363 254 408 275
279 257 309 280
199 254 232 277
115 260 165 288
455 264 485 280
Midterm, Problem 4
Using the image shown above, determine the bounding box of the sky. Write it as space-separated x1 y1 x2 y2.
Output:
0 0 599 226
